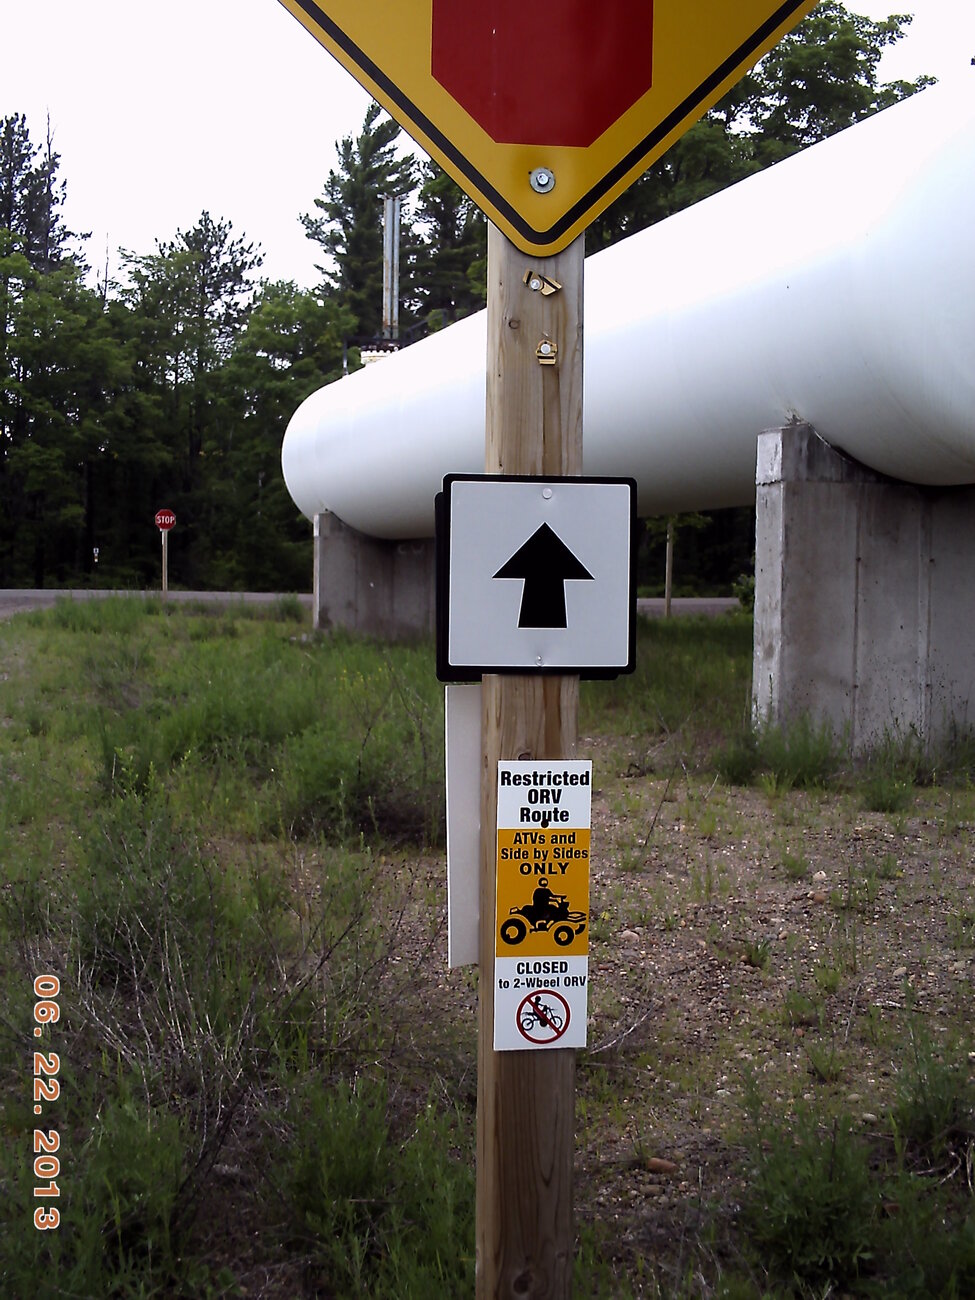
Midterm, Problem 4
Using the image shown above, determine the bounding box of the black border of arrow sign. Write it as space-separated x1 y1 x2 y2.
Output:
435 474 638 683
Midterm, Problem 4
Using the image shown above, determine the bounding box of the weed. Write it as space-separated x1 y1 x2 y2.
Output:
0 1066 226 1296
781 850 809 881
876 850 901 880
758 769 791 799
742 1112 876 1289
874 1168 975 1296
690 856 717 902
758 715 840 790
279 1077 474 1297
783 987 822 1029
618 845 647 873
813 962 843 995
891 1022 975 1167
803 1036 846 1084
833 860 881 915
862 770 914 813
714 725 761 786
742 938 772 971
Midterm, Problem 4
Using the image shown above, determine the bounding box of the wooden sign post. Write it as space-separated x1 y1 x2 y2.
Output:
274 7 819 1296
477 225 584 1297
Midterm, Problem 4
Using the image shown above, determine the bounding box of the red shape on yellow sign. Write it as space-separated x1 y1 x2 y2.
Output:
275 0 818 253
430 0 654 147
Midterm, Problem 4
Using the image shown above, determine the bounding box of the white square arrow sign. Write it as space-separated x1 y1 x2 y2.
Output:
436 475 637 680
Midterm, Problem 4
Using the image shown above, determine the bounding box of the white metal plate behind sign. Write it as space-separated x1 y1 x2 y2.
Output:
445 683 481 968
437 475 636 681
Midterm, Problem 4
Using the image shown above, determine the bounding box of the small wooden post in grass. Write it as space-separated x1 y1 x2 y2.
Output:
477 224 584 1298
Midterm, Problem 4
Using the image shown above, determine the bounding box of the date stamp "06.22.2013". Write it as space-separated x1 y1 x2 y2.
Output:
31 974 62 1231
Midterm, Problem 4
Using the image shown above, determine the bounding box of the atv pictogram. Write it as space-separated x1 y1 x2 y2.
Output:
499 882 587 949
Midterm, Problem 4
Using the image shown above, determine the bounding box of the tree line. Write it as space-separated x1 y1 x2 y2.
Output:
0 4 929 592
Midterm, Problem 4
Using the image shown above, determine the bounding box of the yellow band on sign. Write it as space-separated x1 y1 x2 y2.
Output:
496 828 590 959
275 0 818 253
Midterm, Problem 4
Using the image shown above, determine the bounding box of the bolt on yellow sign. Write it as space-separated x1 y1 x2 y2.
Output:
495 761 592 1050
275 0 817 254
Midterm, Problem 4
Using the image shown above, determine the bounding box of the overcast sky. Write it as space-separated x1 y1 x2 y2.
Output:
3 1 973 292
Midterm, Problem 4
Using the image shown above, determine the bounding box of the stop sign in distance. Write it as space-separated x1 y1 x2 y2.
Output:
155 509 176 531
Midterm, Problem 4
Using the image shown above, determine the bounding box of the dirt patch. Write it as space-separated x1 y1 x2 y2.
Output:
422 744 975 1288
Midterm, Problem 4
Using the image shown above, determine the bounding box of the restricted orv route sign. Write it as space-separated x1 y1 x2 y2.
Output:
276 0 816 254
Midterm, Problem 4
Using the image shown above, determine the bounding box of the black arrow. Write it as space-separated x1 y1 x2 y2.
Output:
493 523 594 628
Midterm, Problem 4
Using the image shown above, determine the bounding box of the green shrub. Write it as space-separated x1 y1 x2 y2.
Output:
714 725 761 786
742 1112 877 1289
0 1069 228 1297
891 1025 975 1166
280 1077 474 1297
49 595 160 635
757 716 839 790
875 1174 975 1298
858 731 923 812
862 771 914 813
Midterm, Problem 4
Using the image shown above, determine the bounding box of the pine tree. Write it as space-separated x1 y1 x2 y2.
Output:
0 113 79 271
587 3 932 252
301 105 415 339
122 213 263 583
407 162 487 332
218 281 353 588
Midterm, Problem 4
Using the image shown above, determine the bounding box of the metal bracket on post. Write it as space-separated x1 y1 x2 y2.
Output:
523 268 562 296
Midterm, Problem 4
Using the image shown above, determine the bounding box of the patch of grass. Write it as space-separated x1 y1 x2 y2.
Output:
0 1068 230 1297
781 850 809 881
279 1076 474 1297
892 1022 975 1167
714 725 761 786
581 612 753 750
742 938 772 971
813 962 843 995
874 1169 975 1297
862 770 914 813
757 716 840 790
742 1111 877 1290
783 987 822 1029
803 1036 846 1085
876 851 901 880
79 618 446 844
46 593 163 634
947 907 975 950
738 1032 975 1297
5 601 975 1295
715 715 841 793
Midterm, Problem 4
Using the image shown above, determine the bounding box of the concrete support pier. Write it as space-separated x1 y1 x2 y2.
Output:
753 423 975 752
313 511 435 639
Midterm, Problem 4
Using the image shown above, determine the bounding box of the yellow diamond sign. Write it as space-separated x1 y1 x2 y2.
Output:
277 0 816 254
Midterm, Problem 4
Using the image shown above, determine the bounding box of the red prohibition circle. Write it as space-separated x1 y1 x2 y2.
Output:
516 989 571 1045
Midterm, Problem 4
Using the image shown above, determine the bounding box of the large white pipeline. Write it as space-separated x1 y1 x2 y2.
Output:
282 82 975 539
